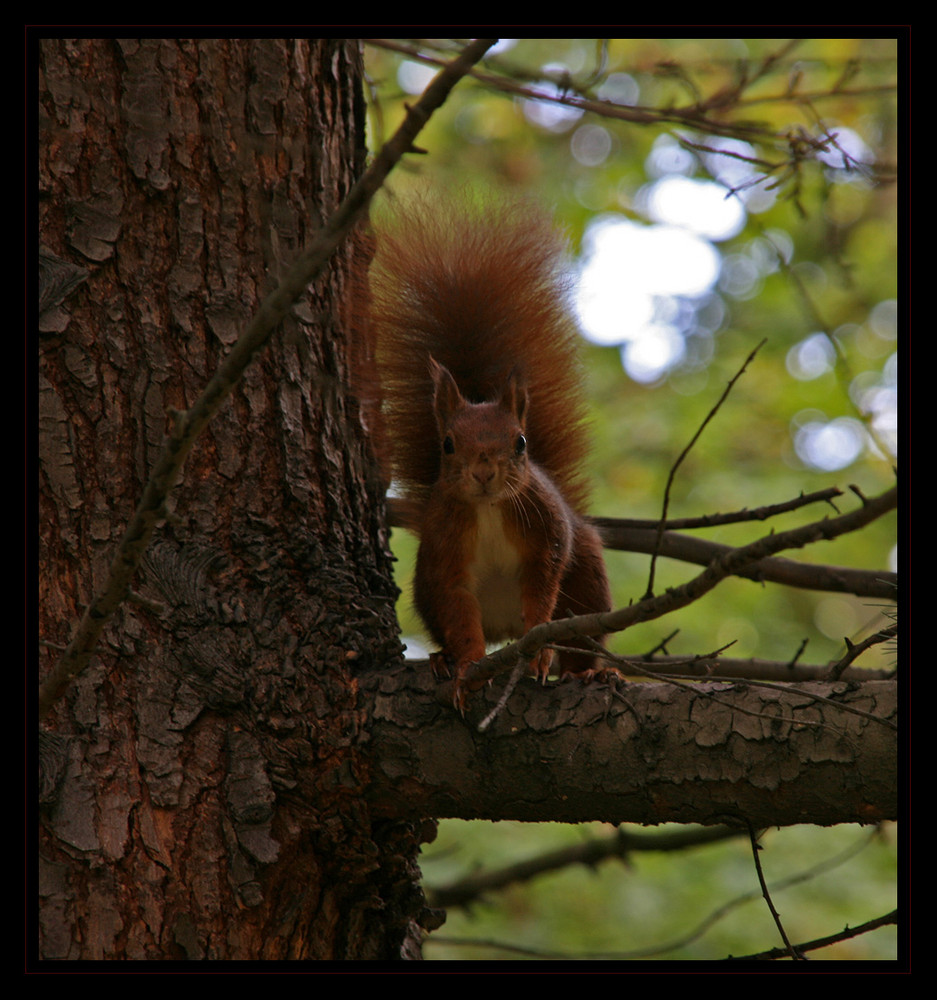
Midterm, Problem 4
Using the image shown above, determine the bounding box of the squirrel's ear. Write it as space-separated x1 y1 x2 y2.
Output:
500 368 529 427
429 356 463 429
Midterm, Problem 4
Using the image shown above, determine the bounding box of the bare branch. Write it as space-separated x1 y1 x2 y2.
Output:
746 821 804 960
593 522 897 599
825 623 898 681
364 663 897 826
600 488 844 530
627 653 892 683
580 639 896 731
634 827 888 960
458 484 897 694
732 909 897 962
428 824 744 910
429 825 890 959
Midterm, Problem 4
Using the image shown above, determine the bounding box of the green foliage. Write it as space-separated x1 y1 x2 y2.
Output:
420 820 897 961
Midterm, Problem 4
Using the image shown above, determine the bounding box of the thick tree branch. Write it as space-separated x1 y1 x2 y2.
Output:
362 662 897 828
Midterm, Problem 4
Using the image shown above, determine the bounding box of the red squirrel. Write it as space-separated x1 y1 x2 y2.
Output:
370 196 611 708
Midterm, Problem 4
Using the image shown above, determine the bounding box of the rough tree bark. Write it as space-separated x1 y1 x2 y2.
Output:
37 36 430 962
363 664 896 828
35 35 896 964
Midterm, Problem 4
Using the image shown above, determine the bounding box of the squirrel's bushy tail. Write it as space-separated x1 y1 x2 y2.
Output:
371 192 593 511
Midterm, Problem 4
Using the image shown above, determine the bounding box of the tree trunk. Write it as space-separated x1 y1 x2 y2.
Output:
37 36 433 962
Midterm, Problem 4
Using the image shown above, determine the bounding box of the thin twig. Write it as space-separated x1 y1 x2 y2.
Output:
730 909 898 961
746 820 804 960
477 654 529 732
621 653 892 683
613 826 883 960
574 637 894 731
825 624 898 681
594 486 843 530
667 827 886 961
645 340 766 599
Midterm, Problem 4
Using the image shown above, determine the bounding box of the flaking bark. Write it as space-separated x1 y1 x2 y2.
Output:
363 662 897 829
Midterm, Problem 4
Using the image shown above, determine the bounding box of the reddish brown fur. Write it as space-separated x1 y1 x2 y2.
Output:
369 194 611 706
371 195 592 512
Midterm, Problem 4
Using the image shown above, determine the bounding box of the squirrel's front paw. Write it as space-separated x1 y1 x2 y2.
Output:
428 650 453 680
451 679 470 714
529 646 555 684
451 657 486 713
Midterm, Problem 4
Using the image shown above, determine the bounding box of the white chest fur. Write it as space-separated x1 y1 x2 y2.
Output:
469 505 525 639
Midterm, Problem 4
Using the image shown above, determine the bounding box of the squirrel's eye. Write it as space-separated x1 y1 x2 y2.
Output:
443 435 455 455
515 434 527 456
